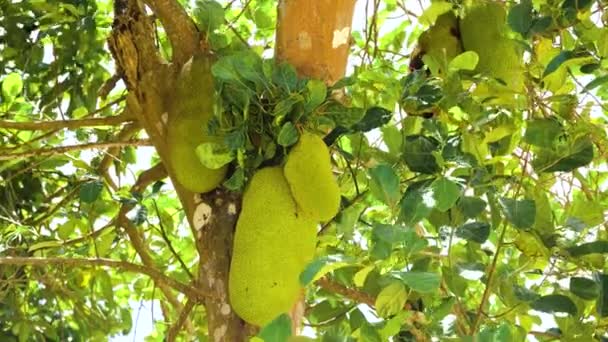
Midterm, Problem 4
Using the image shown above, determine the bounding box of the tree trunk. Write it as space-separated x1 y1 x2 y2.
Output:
109 0 355 339
276 0 356 84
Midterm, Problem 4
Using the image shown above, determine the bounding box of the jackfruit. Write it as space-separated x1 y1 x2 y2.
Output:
229 167 317 326
416 11 463 74
459 1 525 93
167 54 227 193
284 132 341 222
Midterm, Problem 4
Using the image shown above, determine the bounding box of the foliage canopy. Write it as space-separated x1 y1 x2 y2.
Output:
1 0 608 341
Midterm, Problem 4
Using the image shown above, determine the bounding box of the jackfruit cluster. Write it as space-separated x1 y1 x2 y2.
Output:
284 132 341 222
228 132 342 326
166 54 227 193
459 1 525 92
228 167 318 326
413 12 462 74
410 3 525 94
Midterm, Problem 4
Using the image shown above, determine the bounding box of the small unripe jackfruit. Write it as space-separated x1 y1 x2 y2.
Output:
167 54 227 193
416 12 463 74
229 167 317 326
284 133 341 222
459 2 524 92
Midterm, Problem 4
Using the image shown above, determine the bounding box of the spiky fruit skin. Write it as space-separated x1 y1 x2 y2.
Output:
459 2 524 92
418 12 463 74
284 133 341 222
229 167 317 326
167 54 227 193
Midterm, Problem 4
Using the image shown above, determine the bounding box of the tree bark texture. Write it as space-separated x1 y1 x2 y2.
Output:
276 0 356 85
108 0 250 340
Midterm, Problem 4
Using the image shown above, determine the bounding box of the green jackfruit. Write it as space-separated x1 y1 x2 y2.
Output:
417 12 463 74
459 2 525 93
284 132 341 222
167 54 227 193
229 167 317 326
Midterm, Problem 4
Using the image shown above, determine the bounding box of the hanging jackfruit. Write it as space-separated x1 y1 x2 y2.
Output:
459 1 525 93
411 11 463 74
284 132 341 222
229 167 317 326
167 54 228 193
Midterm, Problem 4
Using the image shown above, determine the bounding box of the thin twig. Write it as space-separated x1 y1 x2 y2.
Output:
166 299 197 342
0 114 133 131
0 139 152 161
0 256 212 301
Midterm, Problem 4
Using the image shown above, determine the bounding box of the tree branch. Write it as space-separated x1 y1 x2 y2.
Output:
315 277 428 340
97 123 142 191
143 0 199 65
0 114 134 131
0 139 152 161
166 298 197 342
0 256 211 301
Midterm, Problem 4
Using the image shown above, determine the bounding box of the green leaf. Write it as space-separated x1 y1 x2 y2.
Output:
569 277 599 300
531 294 577 316
368 164 401 209
524 119 563 149
304 79 327 113
323 103 366 127
1 72 23 101
223 168 245 191
567 193 604 227
457 197 487 218
394 271 441 293
80 181 104 203
375 281 407 318
272 63 298 92
430 177 461 212
513 285 541 302
499 198 536 230
567 241 608 257
542 51 577 77
507 0 533 36
456 222 490 244
277 122 299 147
196 142 234 169
399 182 433 225
57 219 77 240
28 240 63 252
448 51 479 71
477 323 513 342
253 6 273 29
193 0 225 32
351 107 393 132
299 255 354 286
583 75 608 91
532 137 594 173
257 314 292 342
272 94 303 117
597 274 608 317
360 324 383 342
96 231 115 257
403 135 441 174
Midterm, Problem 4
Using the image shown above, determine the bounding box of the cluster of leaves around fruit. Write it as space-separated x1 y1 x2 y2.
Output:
201 50 393 191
